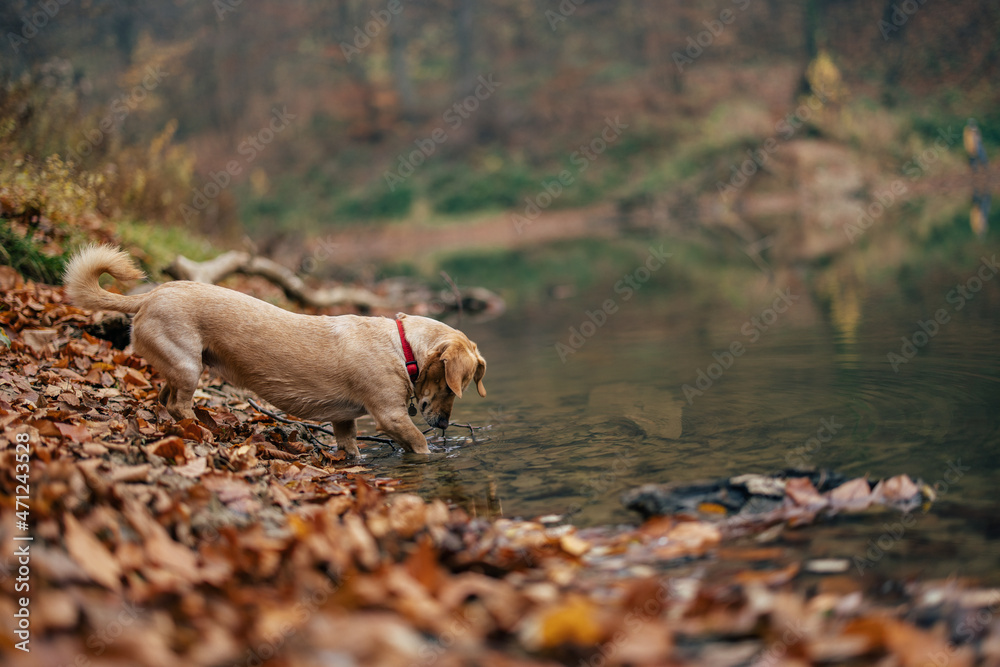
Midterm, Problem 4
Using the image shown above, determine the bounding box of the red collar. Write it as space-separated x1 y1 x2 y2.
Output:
396 318 419 384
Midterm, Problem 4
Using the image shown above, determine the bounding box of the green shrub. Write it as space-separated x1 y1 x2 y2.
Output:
335 185 413 220
431 164 535 215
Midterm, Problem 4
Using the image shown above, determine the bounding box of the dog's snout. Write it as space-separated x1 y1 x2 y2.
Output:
432 414 449 429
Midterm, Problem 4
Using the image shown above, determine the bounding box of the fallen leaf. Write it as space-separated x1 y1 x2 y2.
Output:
828 477 873 509
388 494 426 539
876 474 920 503
63 513 122 591
148 435 188 463
112 464 152 483
559 533 591 557
785 476 827 507
520 594 605 649
121 367 151 388
174 456 208 478
21 328 58 353
54 421 92 443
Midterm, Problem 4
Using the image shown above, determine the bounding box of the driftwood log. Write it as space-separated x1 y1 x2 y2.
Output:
163 251 504 315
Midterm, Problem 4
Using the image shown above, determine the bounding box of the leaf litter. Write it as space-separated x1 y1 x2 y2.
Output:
0 268 998 666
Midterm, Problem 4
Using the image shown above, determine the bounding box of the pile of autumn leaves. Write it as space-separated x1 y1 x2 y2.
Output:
2 267 999 667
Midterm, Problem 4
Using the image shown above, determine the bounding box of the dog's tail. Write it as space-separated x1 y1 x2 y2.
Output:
63 244 148 314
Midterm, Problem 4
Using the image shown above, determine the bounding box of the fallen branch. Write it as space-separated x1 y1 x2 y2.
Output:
166 251 390 310
164 251 505 315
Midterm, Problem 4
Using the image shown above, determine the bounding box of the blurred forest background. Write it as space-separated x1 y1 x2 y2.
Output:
1 0 998 290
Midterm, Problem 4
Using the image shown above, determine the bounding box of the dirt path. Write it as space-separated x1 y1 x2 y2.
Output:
304 163 997 268
305 203 621 266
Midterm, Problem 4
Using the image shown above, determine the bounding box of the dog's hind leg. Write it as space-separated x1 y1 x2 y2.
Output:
332 420 361 458
134 334 202 421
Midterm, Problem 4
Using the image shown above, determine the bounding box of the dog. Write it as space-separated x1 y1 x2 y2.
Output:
64 245 487 456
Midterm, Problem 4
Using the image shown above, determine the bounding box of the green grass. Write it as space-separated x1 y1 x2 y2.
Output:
0 219 70 284
114 219 218 276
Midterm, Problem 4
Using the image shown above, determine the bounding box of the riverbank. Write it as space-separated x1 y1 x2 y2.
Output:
2 270 1000 666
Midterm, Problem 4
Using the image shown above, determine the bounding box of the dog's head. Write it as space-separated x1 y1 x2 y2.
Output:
415 334 487 430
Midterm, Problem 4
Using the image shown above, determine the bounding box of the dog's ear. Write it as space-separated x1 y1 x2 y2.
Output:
473 349 487 398
442 349 466 398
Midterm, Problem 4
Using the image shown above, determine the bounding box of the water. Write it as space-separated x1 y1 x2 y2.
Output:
363 250 1000 582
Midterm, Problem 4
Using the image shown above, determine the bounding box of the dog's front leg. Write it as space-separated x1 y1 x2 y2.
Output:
373 412 430 455
332 420 361 458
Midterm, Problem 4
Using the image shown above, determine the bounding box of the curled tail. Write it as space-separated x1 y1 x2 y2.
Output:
63 245 148 314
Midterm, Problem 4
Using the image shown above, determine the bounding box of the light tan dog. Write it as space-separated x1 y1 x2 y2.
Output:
64 245 487 456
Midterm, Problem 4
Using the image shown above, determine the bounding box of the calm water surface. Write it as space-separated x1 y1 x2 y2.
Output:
365 251 1000 582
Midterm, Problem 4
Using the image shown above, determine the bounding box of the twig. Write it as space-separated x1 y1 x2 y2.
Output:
450 422 478 444
247 398 397 446
248 398 326 448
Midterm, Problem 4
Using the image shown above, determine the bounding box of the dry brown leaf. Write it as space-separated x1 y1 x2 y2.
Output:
876 474 921 503
112 464 152 483
173 456 208 478
121 367 151 388
63 513 122 591
388 494 426 539
343 512 381 570
21 328 58 353
828 477 873 509
785 476 827 507
520 594 606 650
54 421 92 443
148 435 187 463
559 533 591 557
734 561 800 586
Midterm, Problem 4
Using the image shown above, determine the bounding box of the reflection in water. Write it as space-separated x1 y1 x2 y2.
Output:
372 234 1000 581
971 191 991 238
587 383 683 440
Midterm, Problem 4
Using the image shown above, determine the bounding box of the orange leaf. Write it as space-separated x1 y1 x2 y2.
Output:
524 595 605 649
121 367 151 388
149 436 187 463
64 513 122 591
54 421 91 443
